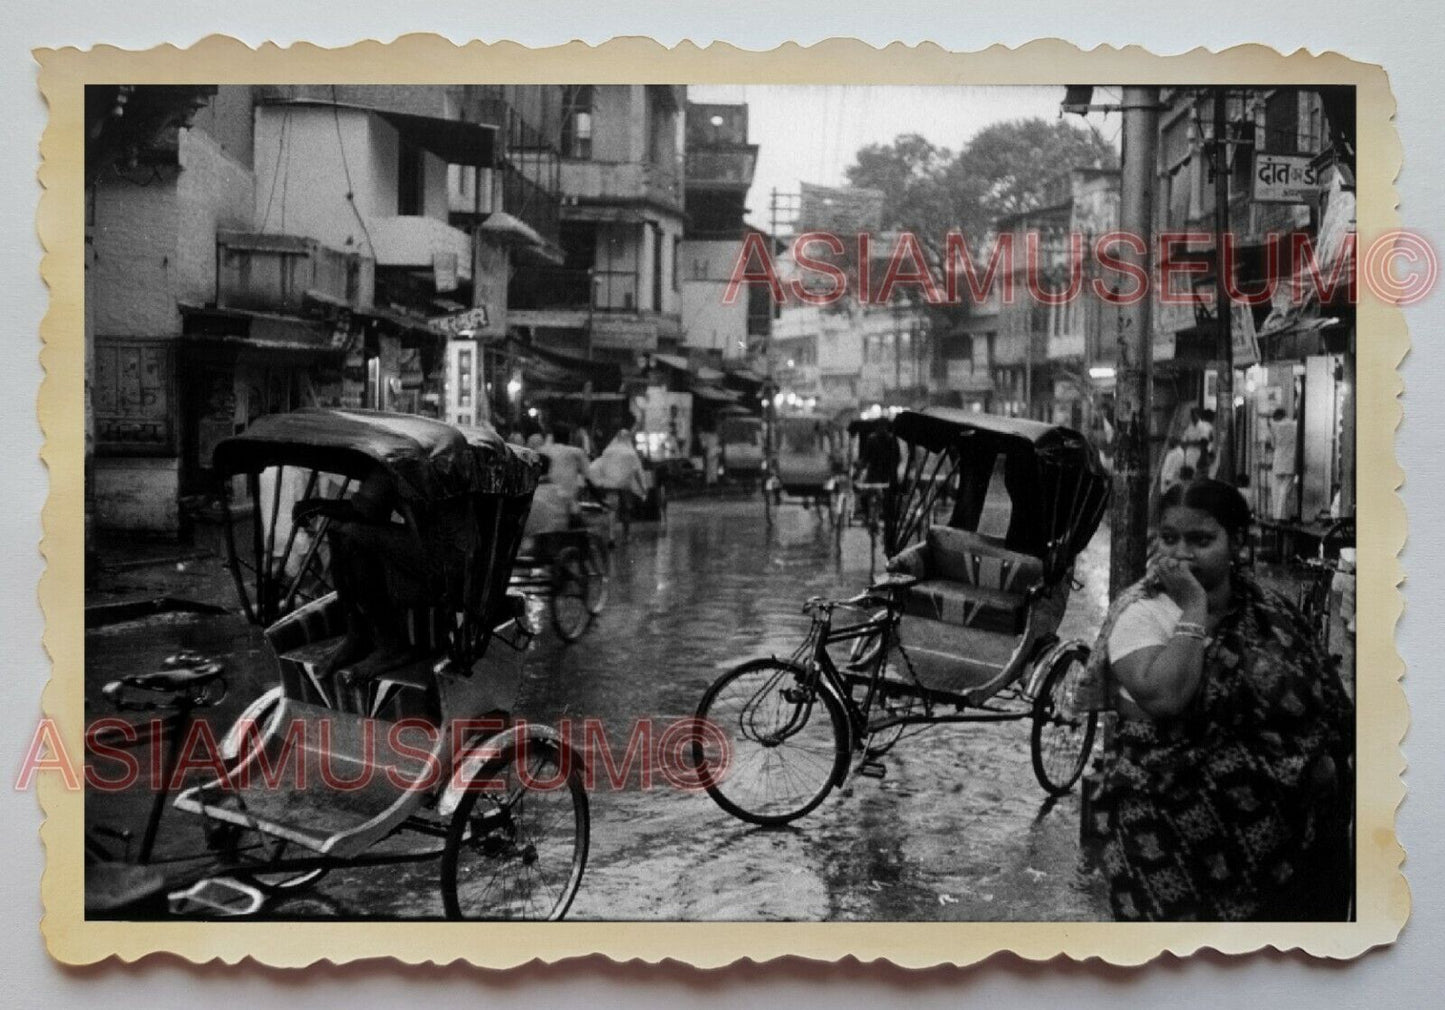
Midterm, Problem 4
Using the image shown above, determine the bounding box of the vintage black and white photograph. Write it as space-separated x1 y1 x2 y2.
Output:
69 66 1369 939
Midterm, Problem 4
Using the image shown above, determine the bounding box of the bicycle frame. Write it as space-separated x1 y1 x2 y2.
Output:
791 594 1041 759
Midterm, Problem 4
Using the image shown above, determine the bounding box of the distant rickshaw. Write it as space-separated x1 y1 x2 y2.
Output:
717 409 766 486
763 412 847 529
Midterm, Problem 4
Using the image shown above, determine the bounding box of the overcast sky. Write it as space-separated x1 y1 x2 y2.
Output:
686 84 1123 228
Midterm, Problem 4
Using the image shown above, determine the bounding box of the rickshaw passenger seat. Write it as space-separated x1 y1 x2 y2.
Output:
889 526 1043 635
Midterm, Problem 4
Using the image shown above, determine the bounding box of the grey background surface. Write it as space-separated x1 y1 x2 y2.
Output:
2 2 1439 1003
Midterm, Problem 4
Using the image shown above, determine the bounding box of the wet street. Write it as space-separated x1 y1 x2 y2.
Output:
86 495 1113 921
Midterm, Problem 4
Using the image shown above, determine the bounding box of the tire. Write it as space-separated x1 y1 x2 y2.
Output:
694 658 849 826
583 536 610 616
1029 646 1099 796
441 733 589 921
550 546 591 643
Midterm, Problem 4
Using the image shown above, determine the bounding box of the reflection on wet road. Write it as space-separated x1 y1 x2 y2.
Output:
86 495 1111 920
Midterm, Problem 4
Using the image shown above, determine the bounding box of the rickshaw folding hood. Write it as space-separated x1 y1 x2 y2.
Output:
211 408 545 502
890 407 1111 580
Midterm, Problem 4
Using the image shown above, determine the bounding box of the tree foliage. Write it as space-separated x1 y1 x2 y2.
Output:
845 117 1118 261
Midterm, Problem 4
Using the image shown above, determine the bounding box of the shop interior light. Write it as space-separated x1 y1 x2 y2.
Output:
506 378 523 398
1088 366 1117 380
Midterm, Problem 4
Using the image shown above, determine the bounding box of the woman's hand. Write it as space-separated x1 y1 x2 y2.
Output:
1149 556 1207 611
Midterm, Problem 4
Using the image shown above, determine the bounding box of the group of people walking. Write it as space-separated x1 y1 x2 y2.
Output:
513 419 648 541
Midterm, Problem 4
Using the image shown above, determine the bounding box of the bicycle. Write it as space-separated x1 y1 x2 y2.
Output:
693 573 1097 827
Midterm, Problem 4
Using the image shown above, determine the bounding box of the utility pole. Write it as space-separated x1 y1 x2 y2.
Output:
764 187 780 464
1109 87 1161 597
1211 88 1236 482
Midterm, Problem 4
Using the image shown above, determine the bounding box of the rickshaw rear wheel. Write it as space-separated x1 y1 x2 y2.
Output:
1029 646 1098 796
441 733 589 921
550 546 592 642
694 658 849 826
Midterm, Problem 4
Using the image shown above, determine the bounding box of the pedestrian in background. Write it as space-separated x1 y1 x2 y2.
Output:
588 422 647 534
1158 436 1185 496
1268 407 1299 520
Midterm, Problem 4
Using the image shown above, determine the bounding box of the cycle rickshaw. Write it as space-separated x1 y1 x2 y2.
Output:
507 497 612 643
694 408 1111 825
86 408 589 919
763 412 847 529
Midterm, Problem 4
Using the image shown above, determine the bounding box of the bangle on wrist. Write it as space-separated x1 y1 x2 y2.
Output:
1173 620 1208 641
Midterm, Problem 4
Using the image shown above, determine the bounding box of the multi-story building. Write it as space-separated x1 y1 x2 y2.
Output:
680 102 759 365
508 86 688 369
88 84 514 534
990 167 1121 428
1149 87 1355 520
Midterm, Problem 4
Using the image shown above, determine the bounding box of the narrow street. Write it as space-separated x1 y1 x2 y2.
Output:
85 495 1113 921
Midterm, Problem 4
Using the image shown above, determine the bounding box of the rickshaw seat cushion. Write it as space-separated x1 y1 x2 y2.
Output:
902 579 1026 634
888 526 1044 634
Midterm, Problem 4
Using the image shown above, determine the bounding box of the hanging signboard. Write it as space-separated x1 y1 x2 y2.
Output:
1253 153 1324 204
429 305 491 336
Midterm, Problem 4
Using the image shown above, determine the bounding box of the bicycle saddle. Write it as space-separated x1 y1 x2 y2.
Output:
103 661 225 700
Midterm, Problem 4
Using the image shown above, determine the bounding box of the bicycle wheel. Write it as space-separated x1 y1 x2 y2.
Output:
1029 646 1098 796
583 535 611 616
441 732 589 921
694 658 849 826
550 546 591 642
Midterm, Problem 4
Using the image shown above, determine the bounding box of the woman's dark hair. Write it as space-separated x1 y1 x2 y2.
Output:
1158 477 1252 537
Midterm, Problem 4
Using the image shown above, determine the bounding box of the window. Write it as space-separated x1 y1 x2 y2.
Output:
1298 91 1325 155
561 86 594 160
398 139 424 216
458 348 473 407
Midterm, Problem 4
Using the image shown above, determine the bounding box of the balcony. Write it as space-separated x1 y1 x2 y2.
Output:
685 146 759 190
216 231 374 313
1047 332 1086 360
368 216 473 282
560 158 684 213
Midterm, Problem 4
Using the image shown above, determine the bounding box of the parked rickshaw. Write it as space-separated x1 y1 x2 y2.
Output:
763 412 847 528
694 408 1111 825
717 409 766 486
844 416 898 577
87 409 589 919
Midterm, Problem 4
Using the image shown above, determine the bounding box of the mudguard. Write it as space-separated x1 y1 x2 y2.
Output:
437 721 569 819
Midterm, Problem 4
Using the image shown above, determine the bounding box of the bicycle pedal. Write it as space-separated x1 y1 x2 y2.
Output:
856 759 887 779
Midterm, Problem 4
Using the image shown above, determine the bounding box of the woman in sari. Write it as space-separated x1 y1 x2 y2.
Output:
1090 479 1353 921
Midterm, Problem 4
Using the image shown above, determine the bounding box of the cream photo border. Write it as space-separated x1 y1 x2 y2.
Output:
34 35 1409 967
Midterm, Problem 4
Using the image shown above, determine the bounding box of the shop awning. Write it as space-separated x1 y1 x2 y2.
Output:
693 384 743 403
266 99 497 167
725 367 764 384
479 212 565 264
696 366 726 382
504 337 623 392
651 353 692 372
179 305 347 356
562 204 646 224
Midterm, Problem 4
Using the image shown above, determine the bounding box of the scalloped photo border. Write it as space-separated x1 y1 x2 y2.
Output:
34 34 1409 968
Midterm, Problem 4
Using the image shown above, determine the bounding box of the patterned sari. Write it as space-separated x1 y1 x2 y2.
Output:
1090 573 1354 921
